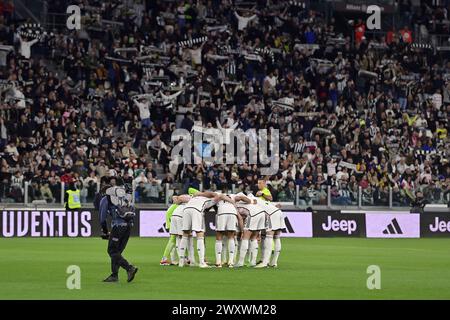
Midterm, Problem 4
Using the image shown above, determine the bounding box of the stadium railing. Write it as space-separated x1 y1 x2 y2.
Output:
363 28 450 48
0 179 171 207
299 184 450 210
133 181 168 205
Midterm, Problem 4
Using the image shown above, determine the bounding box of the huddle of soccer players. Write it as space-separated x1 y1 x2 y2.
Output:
160 181 285 269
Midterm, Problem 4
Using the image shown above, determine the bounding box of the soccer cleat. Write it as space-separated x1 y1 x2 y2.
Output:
254 263 269 269
160 259 170 266
228 264 234 268
170 261 179 266
199 262 211 268
215 263 222 268
234 263 244 268
103 274 118 282
248 263 256 267
127 266 138 282
269 264 278 268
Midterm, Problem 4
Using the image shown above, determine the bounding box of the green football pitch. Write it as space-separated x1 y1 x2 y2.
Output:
0 237 450 300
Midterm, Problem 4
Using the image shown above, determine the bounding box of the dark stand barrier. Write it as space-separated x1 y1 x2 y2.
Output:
421 213 450 237
312 212 366 237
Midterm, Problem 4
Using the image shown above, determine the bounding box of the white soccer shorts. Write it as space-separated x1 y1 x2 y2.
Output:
266 209 286 231
244 211 267 231
216 213 238 232
182 207 205 232
169 215 183 236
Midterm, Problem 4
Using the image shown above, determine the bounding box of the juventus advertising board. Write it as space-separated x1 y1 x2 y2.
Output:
0 210 93 237
0 210 139 237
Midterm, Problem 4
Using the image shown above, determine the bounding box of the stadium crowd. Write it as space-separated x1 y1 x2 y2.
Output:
0 0 449 207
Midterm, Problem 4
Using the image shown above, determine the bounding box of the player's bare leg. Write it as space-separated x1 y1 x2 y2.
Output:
215 231 224 267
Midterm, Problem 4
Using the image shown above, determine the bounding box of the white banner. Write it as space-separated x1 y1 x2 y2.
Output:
366 213 420 238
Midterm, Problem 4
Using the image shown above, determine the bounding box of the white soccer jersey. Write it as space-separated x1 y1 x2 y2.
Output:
234 198 261 216
217 195 237 215
255 198 279 215
185 196 215 212
172 204 185 218
230 195 264 231
216 195 238 232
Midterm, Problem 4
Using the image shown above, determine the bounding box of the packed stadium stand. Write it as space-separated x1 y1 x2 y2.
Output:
0 0 448 209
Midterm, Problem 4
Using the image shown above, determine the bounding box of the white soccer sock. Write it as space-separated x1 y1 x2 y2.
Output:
237 239 249 265
215 240 223 265
235 238 239 264
178 236 189 267
260 236 266 262
172 237 180 262
197 237 206 265
188 236 196 264
271 237 281 266
176 236 180 252
261 235 273 266
228 237 235 265
250 239 259 265
221 236 228 263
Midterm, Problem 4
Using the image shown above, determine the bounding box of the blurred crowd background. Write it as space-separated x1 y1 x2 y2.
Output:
0 0 448 208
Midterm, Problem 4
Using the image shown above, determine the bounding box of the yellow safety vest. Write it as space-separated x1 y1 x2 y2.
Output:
66 190 81 209
259 187 272 201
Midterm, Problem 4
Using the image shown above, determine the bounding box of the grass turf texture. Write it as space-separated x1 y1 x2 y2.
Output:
0 237 450 299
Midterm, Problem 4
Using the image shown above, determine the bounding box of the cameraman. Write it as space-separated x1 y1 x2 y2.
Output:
410 191 429 214
99 181 138 283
